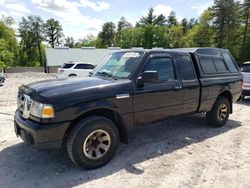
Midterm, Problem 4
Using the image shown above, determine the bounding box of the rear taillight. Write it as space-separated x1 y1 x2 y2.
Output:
240 80 243 90
58 69 64 74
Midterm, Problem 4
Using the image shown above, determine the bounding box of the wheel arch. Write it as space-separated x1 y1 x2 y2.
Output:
64 108 129 144
68 74 77 77
217 90 233 113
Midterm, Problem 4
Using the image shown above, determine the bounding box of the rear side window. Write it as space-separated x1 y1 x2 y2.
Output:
200 57 217 74
176 55 196 80
241 64 250 72
74 64 89 69
200 57 228 74
62 63 74 68
86 64 95 69
213 59 228 73
222 53 238 72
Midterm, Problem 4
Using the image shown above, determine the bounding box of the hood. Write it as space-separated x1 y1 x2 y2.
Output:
22 77 117 99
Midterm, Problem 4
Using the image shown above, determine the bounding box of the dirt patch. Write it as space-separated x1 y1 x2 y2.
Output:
1 73 250 188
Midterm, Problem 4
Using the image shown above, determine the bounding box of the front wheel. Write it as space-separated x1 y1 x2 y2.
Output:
67 116 119 169
206 97 230 127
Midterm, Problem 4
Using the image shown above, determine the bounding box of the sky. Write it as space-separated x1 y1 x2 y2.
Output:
0 0 214 41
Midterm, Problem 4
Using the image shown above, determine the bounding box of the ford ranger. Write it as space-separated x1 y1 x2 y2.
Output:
14 48 242 169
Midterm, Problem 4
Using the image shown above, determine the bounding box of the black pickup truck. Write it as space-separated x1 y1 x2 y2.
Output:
14 48 242 169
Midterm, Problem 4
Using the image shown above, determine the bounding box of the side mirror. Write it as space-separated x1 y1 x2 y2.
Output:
137 71 159 87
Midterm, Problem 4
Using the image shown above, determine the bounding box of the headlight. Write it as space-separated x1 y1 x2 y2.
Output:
30 101 55 118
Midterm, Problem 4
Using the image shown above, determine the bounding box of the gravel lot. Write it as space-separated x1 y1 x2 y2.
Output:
0 73 250 188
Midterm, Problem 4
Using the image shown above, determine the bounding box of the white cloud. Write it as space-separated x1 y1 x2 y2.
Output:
0 10 8 17
32 0 104 39
0 0 31 15
191 1 213 15
5 3 31 14
76 0 110 12
9 11 26 17
154 4 173 17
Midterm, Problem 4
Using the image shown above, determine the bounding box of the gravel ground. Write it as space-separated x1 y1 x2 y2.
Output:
0 73 250 188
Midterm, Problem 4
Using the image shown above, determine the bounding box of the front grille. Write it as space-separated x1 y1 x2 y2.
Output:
17 93 32 119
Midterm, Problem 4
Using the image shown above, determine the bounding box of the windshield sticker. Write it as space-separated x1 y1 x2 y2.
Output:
123 52 140 58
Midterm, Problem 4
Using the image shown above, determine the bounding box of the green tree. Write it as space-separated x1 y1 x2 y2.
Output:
134 8 169 48
137 8 156 26
168 25 183 48
0 19 18 68
74 35 97 48
167 11 178 26
181 18 188 34
136 8 167 26
19 16 44 67
182 9 214 47
0 39 14 68
187 18 198 29
64 37 74 48
240 0 250 62
44 18 64 48
97 22 116 47
117 17 132 33
115 17 132 46
212 0 241 47
118 27 144 48
154 14 167 26
31 16 44 67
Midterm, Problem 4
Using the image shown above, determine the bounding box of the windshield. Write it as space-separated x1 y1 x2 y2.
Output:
241 64 250 73
92 51 144 79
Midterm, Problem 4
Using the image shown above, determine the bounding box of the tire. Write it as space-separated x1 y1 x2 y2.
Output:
69 74 77 77
206 96 230 127
67 116 119 169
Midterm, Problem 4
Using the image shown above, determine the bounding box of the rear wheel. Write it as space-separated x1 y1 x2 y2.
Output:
67 116 119 169
206 97 230 127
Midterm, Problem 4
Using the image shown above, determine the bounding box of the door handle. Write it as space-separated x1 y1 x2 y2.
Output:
173 86 182 90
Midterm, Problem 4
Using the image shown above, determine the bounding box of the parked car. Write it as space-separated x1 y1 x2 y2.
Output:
240 61 250 99
56 62 95 78
0 74 5 85
15 48 242 169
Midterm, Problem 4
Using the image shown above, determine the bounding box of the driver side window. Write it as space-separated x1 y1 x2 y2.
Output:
144 57 175 82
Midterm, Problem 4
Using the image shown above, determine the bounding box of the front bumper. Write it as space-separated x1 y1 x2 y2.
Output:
14 110 71 150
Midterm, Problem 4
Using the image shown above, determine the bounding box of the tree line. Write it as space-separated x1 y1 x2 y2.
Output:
0 0 249 68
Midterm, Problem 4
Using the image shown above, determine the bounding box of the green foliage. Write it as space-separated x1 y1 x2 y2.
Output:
64 37 74 48
240 0 250 63
117 27 144 48
97 22 116 48
18 16 45 67
136 8 167 26
167 11 178 26
0 39 14 67
182 9 215 47
0 19 18 68
44 18 64 48
74 35 97 48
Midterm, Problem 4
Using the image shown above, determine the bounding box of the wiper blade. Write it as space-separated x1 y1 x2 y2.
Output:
97 71 117 80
